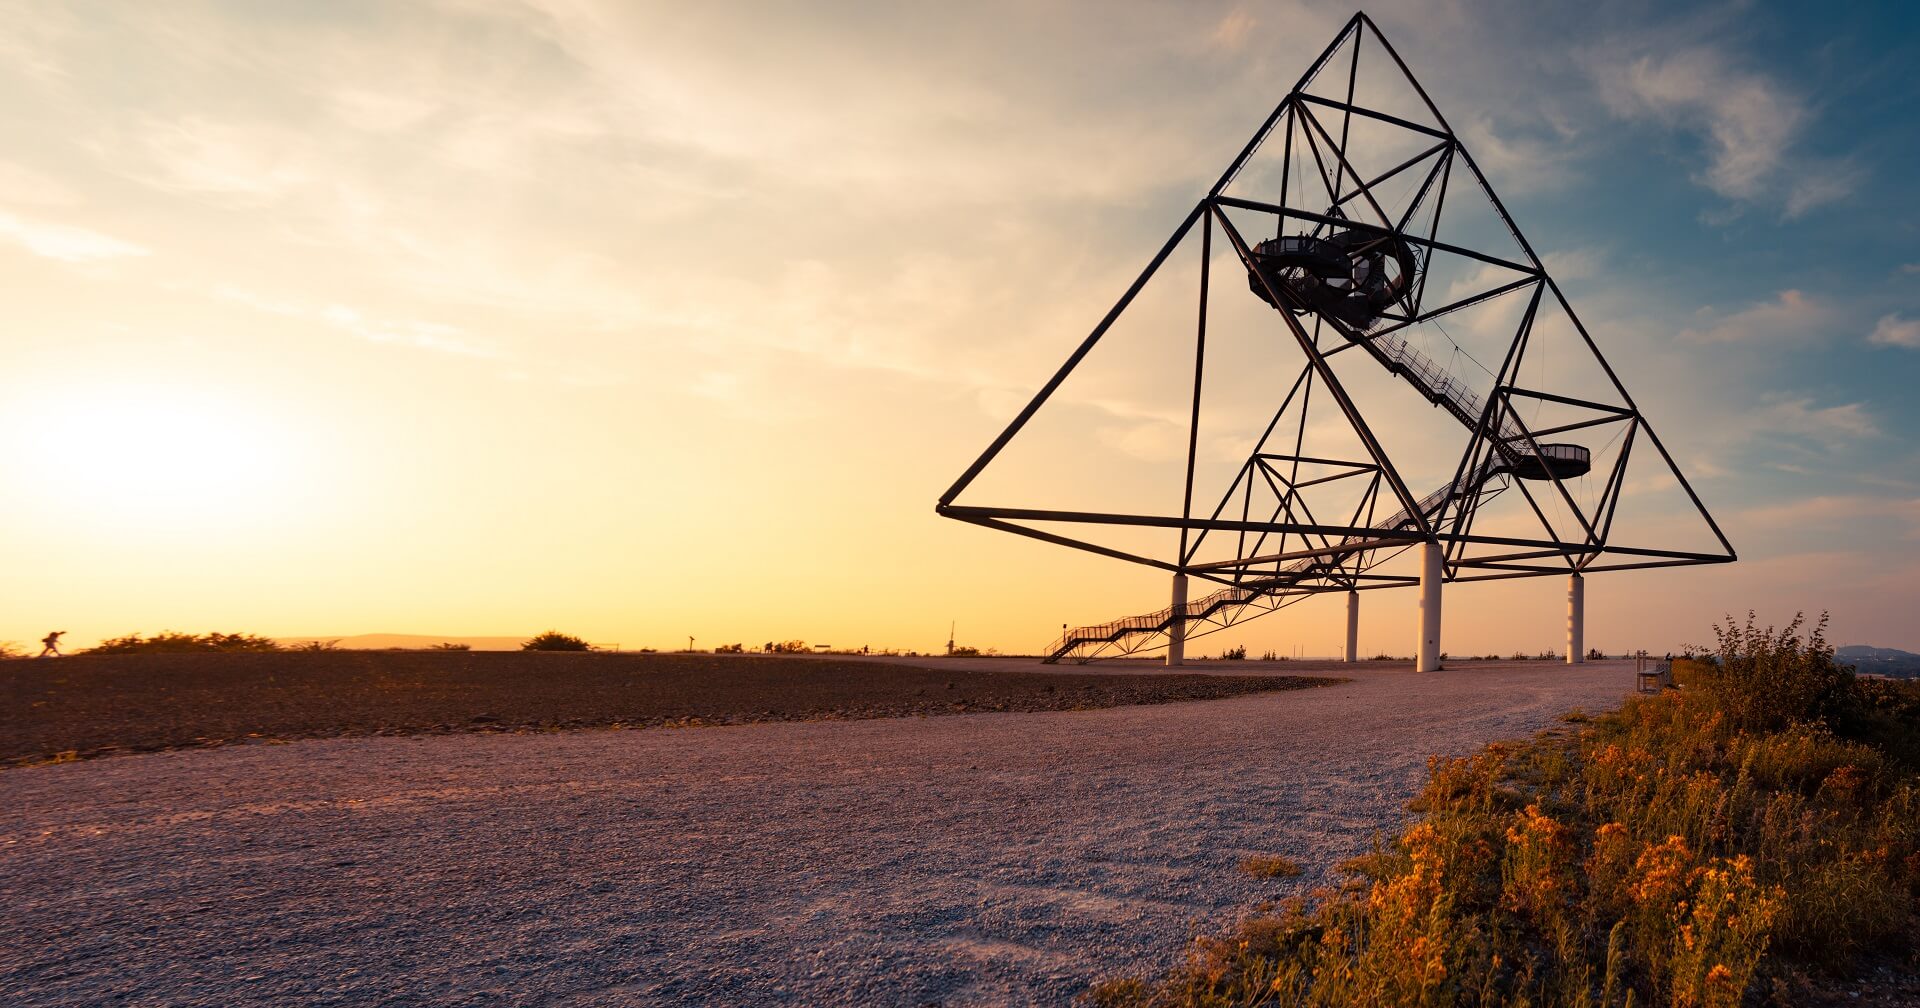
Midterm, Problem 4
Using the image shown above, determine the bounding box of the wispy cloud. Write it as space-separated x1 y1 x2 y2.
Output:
0 212 147 262
215 285 503 360
1209 8 1258 51
123 116 313 203
1589 44 1856 218
1869 314 1920 349
1750 397 1878 450
1739 494 1920 540
1678 290 1827 344
0 161 79 205
1457 115 1579 196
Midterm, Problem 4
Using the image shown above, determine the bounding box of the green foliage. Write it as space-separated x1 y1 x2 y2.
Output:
520 631 591 652
1092 616 1920 1007
1683 612 1853 730
87 631 281 654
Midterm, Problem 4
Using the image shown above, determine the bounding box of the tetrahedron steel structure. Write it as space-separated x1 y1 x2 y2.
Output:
937 13 1735 662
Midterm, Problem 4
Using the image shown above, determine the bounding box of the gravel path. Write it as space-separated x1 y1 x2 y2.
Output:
1 659 1632 1007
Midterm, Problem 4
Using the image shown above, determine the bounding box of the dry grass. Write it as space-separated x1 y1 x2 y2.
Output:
1240 855 1305 879
1090 615 1920 1007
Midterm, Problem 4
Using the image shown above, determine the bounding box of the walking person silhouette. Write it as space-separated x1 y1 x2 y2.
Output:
37 630 64 658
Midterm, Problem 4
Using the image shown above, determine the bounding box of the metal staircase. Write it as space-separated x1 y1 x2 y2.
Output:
1042 330 1513 664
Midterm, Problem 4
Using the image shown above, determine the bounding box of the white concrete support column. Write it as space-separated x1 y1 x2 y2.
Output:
1567 572 1585 665
1166 572 1188 667
1344 590 1359 663
1417 541 1443 672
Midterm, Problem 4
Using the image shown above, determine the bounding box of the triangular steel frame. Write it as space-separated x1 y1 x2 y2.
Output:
936 13 1735 660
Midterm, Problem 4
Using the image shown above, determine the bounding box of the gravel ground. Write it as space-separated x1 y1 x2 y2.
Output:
1 658 1633 1007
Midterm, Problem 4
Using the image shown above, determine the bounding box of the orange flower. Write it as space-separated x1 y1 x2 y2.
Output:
1628 835 1692 908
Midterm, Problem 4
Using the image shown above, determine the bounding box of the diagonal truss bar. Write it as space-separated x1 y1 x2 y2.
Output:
938 201 1203 507
1211 203 1431 533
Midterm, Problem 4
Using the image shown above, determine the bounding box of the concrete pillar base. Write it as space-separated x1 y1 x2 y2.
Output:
1166 572 1188 667
1567 573 1585 664
1344 589 1359 663
1417 542 1442 672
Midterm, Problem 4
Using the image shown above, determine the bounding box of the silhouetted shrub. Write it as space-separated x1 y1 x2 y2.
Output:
88 632 281 654
520 631 591 652
429 642 471 651
1683 612 1852 730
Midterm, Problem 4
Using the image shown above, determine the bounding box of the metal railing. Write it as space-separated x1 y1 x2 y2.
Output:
1363 330 1519 445
1043 318 1533 662
1044 586 1261 659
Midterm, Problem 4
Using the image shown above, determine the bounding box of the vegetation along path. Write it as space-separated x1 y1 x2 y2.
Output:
1 658 1632 1006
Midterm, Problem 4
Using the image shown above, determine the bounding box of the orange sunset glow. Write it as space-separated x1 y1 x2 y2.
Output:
5 6 1920 1007
0 4 1914 660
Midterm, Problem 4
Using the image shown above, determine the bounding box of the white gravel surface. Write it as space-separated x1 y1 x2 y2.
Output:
1 658 1632 1007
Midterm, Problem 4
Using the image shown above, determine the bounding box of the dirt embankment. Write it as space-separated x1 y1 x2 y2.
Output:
0 651 1339 766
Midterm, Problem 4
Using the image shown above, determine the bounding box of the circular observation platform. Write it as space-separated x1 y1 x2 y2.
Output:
1244 229 1418 330
1506 443 1591 480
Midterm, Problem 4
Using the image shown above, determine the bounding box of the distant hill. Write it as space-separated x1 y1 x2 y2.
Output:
277 634 536 651
1837 644 1920 678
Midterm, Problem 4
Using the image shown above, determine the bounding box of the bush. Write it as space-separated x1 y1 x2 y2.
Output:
289 639 339 652
1092 616 1920 1007
429 642 471 651
1682 612 1853 730
520 631 591 652
88 632 281 654
1222 645 1247 660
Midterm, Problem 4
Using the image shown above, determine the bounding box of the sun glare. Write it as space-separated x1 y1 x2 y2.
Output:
5 382 298 533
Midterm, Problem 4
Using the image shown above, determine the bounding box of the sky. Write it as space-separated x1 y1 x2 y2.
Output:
0 0 1916 657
